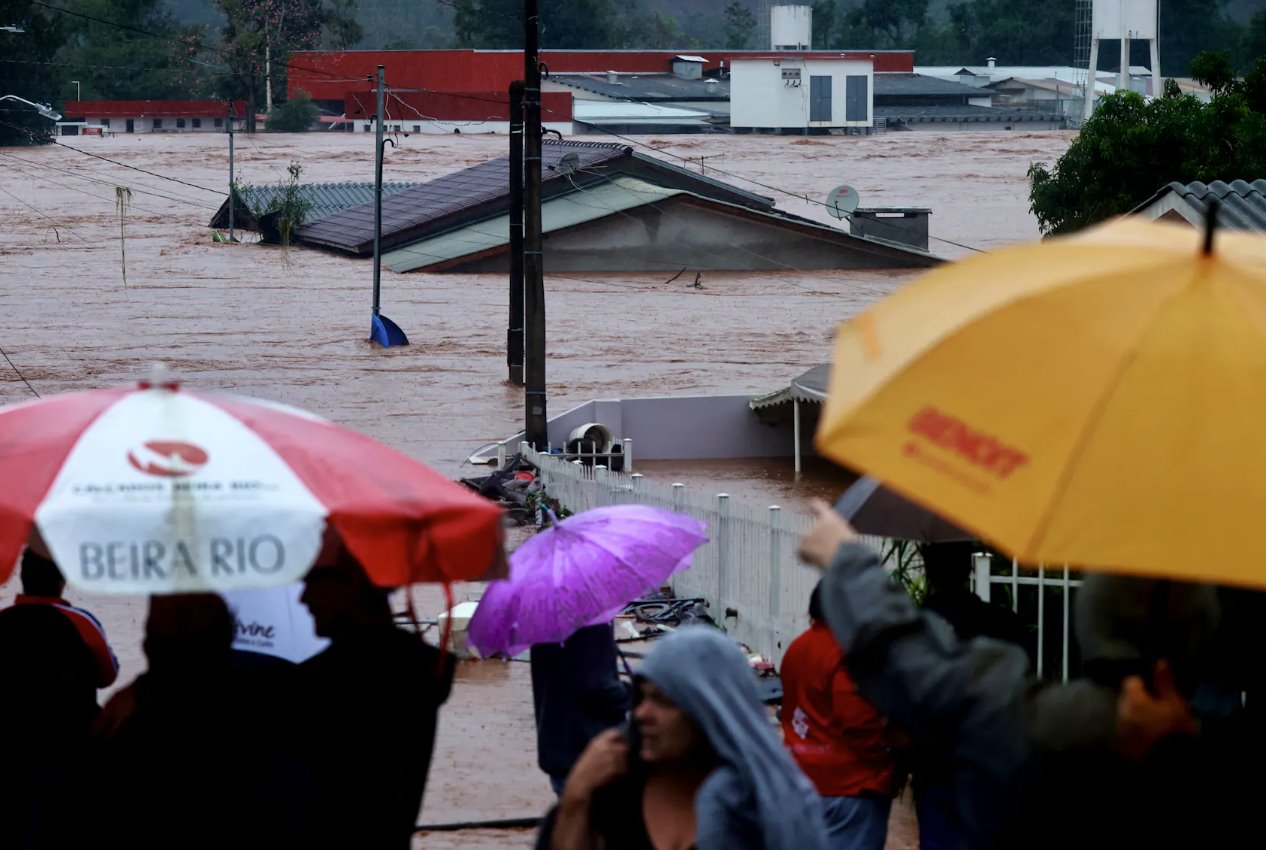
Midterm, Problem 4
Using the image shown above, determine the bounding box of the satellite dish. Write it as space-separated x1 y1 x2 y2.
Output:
557 152 581 176
826 184 860 218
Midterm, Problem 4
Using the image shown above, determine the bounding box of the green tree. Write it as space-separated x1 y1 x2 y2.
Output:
266 88 316 130
1244 9 1266 66
322 0 362 48
943 0 1073 66
722 0 755 49
1159 0 1245 75
56 0 213 101
216 0 326 130
452 0 627 49
1027 52 1266 235
0 0 65 145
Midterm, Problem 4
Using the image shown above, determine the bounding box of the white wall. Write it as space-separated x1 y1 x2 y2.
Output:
360 119 573 135
88 116 237 133
729 57 873 130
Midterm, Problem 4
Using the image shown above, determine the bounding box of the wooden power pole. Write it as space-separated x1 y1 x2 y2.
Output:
523 0 548 448
507 80 525 387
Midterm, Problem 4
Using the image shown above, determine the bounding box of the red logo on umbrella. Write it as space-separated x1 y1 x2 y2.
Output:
127 440 210 477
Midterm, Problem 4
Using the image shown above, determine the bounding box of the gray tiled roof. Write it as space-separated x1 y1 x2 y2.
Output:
553 74 730 102
298 140 629 253
1144 180 1266 231
208 182 418 230
873 73 995 99
876 104 1062 123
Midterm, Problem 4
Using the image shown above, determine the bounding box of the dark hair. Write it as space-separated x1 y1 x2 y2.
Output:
808 580 824 622
144 593 234 672
920 542 976 592
20 549 65 597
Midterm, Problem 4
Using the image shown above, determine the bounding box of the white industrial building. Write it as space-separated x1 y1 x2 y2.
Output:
729 55 874 132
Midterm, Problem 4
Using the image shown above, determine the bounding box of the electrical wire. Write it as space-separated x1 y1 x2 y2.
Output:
0 151 221 210
0 347 40 399
0 155 207 216
0 183 96 244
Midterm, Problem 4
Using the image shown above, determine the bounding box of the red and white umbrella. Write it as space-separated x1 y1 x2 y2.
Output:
0 375 503 594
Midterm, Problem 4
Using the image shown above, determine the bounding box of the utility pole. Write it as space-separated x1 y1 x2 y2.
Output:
227 100 235 242
507 79 525 386
523 0 548 448
372 65 386 324
369 65 408 347
265 45 273 113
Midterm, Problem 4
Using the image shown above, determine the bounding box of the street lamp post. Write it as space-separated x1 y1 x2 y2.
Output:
0 95 61 121
70 81 80 102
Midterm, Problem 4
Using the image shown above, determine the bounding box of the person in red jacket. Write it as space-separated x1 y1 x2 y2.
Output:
780 581 895 850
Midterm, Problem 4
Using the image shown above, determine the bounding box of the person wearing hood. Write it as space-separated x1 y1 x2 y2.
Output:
798 500 1226 850
538 626 829 850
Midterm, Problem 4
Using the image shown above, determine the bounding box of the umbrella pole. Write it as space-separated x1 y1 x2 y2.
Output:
794 398 801 474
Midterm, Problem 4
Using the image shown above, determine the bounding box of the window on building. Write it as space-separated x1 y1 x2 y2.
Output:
153 118 163 129
101 118 110 128
192 118 201 129
413 125 421 133
214 117 223 128
176 118 186 129
845 75 869 122
809 76 832 122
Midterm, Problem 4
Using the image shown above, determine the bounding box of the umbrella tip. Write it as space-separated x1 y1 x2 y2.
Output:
138 362 180 392
1202 198 1221 256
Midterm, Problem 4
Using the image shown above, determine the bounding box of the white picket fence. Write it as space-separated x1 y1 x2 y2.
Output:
523 443 1082 678
521 444 885 666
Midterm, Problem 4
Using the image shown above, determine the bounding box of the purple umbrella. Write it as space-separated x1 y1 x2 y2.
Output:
467 505 708 657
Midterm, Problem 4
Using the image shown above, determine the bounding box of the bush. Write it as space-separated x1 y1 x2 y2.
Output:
266 92 318 133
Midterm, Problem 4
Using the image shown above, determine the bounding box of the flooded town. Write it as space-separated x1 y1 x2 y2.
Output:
3 0 1266 848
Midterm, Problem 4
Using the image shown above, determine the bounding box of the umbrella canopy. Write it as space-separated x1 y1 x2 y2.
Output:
816 216 1266 588
0 379 503 594
467 505 708 658
223 584 329 663
835 476 971 542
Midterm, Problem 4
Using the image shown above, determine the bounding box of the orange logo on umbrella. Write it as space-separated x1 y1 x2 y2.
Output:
907 407 1028 480
127 440 209 477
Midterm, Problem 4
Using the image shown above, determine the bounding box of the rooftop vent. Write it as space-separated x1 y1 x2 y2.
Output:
606 70 618 84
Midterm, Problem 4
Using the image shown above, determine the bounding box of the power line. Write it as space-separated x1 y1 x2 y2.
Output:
49 138 223 194
0 183 95 244
0 347 40 399
0 152 215 213
0 117 224 196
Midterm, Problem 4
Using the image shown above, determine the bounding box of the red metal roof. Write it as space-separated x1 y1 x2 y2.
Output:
343 90 573 122
65 100 247 118
288 49 913 101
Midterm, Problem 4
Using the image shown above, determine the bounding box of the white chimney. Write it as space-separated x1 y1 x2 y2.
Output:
986 56 997 69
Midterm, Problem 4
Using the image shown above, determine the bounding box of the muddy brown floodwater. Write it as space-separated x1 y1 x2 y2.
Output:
0 129 1071 848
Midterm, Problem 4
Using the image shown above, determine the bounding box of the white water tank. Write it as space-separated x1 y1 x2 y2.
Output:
770 4 812 51
1091 0 1157 39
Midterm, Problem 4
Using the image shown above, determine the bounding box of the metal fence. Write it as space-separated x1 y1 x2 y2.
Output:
524 443 1082 677
522 444 881 666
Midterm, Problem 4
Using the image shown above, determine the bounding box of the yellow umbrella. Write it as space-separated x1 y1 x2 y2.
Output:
816 215 1266 588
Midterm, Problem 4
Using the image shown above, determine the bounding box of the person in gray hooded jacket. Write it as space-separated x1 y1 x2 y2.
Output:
798 501 1231 850
539 626 829 850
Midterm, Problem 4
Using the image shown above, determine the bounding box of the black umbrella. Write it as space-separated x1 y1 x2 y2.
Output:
834 476 973 542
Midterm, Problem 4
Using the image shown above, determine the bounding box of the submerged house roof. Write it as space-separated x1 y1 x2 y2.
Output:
1132 180 1266 231
299 139 775 255
380 177 940 274
552 73 730 103
291 140 939 273
208 182 419 233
